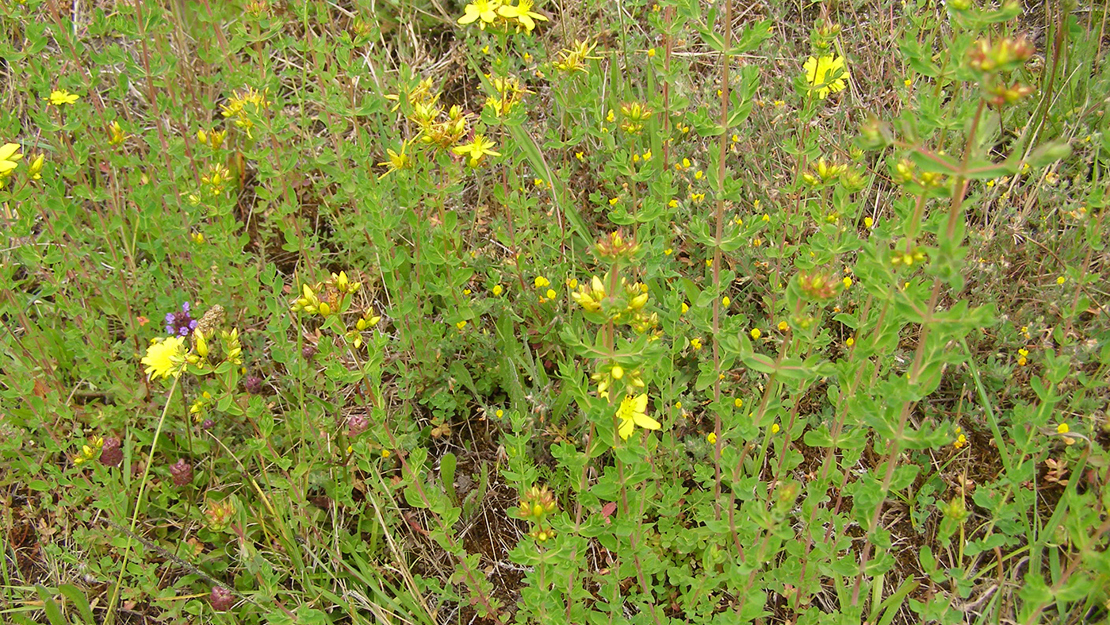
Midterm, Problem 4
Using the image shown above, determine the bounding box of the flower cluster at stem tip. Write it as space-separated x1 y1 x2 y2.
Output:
458 0 547 33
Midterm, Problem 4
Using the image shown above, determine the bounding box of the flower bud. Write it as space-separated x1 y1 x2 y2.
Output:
170 459 193 487
210 586 235 611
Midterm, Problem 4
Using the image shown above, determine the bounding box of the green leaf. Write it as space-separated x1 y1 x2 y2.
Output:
58 585 94 625
1026 140 1072 168
35 586 67 625
440 452 457 505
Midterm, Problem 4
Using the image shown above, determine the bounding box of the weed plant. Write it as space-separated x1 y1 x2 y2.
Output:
1 0 1109 624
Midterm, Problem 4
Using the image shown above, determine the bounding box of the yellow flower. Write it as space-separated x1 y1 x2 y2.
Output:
497 0 547 33
707 432 717 444
846 337 855 347
690 337 702 350
458 0 502 27
492 284 503 296
25 153 43 180
456 320 468 330
864 216 874 228
778 321 789 331
722 296 730 307
1056 423 1069 434
803 55 850 99
733 398 743 408
842 277 852 288
750 328 762 340
534 276 550 288
142 336 188 380
377 142 411 178
47 89 80 106
0 143 23 176
664 248 673 255
545 288 556 299
681 302 689 314
1056 276 1066 285
452 134 500 167
771 423 780 434
617 394 660 440
554 40 601 74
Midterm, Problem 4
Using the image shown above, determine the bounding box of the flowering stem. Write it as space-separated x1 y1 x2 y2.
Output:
710 0 733 524
105 375 180 625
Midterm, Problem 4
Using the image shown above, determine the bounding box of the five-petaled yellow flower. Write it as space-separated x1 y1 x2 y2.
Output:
617 394 660 440
452 134 500 167
458 0 501 28
141 336 188 380
0 143 23 176
47 89 80 106
498 0 547 33
377 142 411 178
803 55 850 100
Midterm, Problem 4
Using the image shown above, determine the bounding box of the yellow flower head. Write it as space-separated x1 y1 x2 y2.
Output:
497 0 547 33
554 40 601 74
458 0 502 28
0 143 24 177
803 55 850 99
142 336 188 380
452 134 500 167
617 394 660 440
108 121 127 146
377 142 411 178
47 89 80 106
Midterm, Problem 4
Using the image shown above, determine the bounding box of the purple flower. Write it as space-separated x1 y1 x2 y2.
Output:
170 458 193 487
347 413 369 437
209 586 235 611
165 302 198 337
100 437 123 467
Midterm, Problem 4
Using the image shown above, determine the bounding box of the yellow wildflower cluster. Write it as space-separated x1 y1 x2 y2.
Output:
387 77 501 169
891 245 927 267
484 75 530 117
291 271 361 317
220 87 269 138
517 485 558 542
201 163 232 197
74 436 104 466
190 391 213 423
189 328 243 368
458 0 547 33
554 39 601 74
593 364 644 399
571 275 657 334
802 157 846 186
953 426 967 449
108 121 128 146
197 128 228 150
345 308 382 348
802 55 850 100
618 101 653 134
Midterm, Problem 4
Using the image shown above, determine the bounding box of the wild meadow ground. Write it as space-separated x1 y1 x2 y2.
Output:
1 0 1109 623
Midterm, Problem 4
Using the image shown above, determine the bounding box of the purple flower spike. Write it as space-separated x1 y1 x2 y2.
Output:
165 302 198 337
